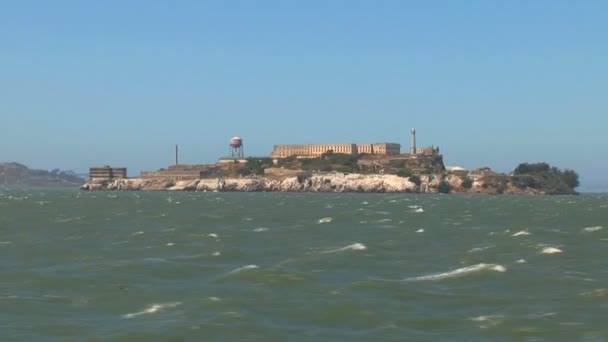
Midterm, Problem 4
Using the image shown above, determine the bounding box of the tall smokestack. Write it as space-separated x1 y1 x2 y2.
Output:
175 144 179 165
410 128 417 154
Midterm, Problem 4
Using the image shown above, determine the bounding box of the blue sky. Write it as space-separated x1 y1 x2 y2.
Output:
1 1 606 190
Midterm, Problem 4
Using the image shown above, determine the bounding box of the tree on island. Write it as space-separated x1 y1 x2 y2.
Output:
513 162 579 192
560 169 580 189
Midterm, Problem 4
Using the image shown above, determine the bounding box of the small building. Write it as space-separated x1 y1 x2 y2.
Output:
89 166 127 180
417 146 440 156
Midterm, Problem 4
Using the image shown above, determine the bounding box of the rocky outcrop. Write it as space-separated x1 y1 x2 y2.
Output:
81 173 418 193
439 167 576 195
80 169 577 195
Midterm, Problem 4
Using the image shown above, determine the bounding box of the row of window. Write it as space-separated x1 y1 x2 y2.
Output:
273 144 401 157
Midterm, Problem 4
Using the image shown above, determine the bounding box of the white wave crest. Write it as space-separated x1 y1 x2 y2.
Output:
583 226 603 232
512 231 530 237
540 247 562 254
318 217 333 224
580 288 608 297
208 233 219 238
228 264 259 275
470 314 505 328
405 263 506 282
414 208 424 213
123 302 181 319
468 245 494 253
320 243 367 254
253 227 269 232
415 229 425 233
471 314 504 322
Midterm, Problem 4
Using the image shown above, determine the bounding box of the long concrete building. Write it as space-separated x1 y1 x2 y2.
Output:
270 143 401 159
89 166 127 180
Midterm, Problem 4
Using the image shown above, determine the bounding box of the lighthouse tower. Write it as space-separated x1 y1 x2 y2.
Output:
410 128 417 155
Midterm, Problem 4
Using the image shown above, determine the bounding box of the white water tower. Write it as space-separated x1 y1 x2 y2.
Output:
229 136 244 158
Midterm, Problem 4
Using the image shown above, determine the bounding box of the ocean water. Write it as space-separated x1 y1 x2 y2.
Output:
1 189 607 341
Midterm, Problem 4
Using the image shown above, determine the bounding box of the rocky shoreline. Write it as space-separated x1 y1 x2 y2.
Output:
80 170 574 195
82 173 417 193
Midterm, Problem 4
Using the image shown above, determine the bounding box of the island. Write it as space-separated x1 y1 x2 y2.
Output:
80 132 579 195
81 159 579 195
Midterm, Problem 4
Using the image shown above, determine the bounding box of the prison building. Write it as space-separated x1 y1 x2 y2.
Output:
89 166 127 180
270 143 400 159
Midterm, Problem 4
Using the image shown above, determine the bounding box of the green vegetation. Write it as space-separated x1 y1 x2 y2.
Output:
484 174 510 194
561 169 580 189
258 154 445 177
275 155 297 166
0 162 84 187
511 175 538 189
512 162 579 193
299 153 360 173
389 159 415 178
513 162 550 175
388 159 407 168
396 168 413 178
236 158 274 176
437 181 452 194
409 175 421 186
461 177 473 189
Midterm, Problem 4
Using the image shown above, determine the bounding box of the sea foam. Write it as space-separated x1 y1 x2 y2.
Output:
580 288 608 297
406 263 506 281
470 314 505 328
320 243 367 254
468 245 494 253
583 226 603 232
227 264 259 275
512 231 530 237
374 263 507 282
318 217 333 224
123 302 181 319
540 247 562 254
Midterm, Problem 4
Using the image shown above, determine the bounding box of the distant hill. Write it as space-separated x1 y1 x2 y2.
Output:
0 162 85 187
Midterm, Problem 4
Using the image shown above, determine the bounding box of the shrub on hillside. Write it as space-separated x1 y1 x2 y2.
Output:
409 175 421 186
396 168 413 178
437 181 451 194
461 177 473 189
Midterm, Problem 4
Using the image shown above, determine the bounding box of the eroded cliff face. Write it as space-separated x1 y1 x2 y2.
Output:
81 173 418 193
80 169 576 195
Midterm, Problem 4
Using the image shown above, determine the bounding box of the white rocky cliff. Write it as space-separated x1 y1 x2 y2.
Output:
81 173 419 193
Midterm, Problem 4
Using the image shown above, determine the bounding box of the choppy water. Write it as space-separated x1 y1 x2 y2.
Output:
1 189 607 341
